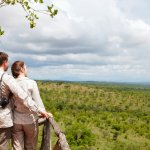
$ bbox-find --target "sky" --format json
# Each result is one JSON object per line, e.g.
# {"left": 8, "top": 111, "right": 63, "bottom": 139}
{"left": 0, "top": 0, "right": 150, "bottom": 82}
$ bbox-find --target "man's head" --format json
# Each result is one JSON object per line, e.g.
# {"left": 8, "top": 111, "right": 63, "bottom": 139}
{"left": 0, "top": 52, "right": 9, "bottom": 71}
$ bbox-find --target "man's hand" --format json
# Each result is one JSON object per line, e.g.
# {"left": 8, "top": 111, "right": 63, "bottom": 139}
{"left": 47, "top": 112, "right": 53, "bottom": 118}
{"left": 39, "top": 111, "right": 53, "bottom": 118}
{"left": 40, "top": 111, "right": 48, "bottom": 118}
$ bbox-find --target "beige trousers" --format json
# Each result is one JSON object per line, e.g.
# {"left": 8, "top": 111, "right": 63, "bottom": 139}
{"left": 12, "top": 121, "right": 38, "bottom": 150}
{"left": 0, "top": 127, "right": 12, "bottom": 150}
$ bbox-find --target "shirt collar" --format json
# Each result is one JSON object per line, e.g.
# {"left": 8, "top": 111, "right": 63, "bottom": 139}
{"left": 16, "top": 76, "right": 29, "bottom": 80}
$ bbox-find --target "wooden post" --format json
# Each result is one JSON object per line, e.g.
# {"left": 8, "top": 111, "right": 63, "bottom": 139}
{"left": 38, "top": 117, "right": 70, "bottom": 150}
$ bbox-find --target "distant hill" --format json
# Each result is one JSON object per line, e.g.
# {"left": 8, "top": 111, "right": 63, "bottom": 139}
{"left": 36, "top": 79, "right": 150, "bottom": 86}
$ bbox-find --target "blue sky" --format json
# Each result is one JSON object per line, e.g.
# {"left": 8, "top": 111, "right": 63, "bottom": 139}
{"left": 1, "top": 0, "right": 150, "bottom": 82}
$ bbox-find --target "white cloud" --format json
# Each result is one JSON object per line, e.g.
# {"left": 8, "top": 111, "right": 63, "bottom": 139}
{"left": 1, "top": 0, "right": 150, "bottom": 82}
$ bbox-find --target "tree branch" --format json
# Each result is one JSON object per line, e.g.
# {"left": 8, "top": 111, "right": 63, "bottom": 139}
{"left": 0, "top": 0, "right": 6, "bottom": 8}
{"left": 0, "top": 0, "right": 58, "bottom": 36}
{"left": 0, "top": 0, "right": 4, "bottom": 5}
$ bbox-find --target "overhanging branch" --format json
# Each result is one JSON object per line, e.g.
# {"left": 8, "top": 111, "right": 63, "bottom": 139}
{"left": 0, "top": 0, "right": 58, "bottom": 36}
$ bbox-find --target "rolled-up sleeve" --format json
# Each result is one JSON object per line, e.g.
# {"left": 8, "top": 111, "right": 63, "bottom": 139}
{"left": 3, "top": 74, "right": 42, "bottom": 113}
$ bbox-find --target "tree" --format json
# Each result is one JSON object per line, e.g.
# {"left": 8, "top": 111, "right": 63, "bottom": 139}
{"left": 0, "top": 0, "right": 58, "bottom": 36}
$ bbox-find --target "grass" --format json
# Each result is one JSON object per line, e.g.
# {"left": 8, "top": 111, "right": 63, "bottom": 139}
{"left": 11, "top": 81, "right": 149, "bottom": 150}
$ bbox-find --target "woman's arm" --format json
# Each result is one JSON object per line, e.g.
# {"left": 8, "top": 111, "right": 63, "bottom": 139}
{"left": 31, "top": 81, "right": 46, "bottom": 111}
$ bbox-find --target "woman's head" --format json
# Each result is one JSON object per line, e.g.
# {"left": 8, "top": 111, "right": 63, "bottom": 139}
{"left": 11, "top": 61, "right": 27, "bottom": 78}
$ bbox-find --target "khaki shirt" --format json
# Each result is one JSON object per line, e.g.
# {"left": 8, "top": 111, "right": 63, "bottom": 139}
{"left": 13, "top": 76, "right": 45, "bottom": 124}
{"left": 0, "top": 69, "right": 42, "bottom": 128}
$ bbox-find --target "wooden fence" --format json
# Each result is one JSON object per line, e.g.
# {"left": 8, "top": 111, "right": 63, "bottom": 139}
{"left": 38, "top": 117, "right": 70, "bottom": 150}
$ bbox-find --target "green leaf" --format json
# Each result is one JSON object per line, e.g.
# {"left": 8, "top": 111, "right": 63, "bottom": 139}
{"left": 0, "top": 27, "right": 4, "bottom": 36}
{"left": 30, "top": 21, "right": 36, "bottom": 28}
{"left": 47, "top": 4, "right": 53, "bottom": 13}
{"left": 24, "top": 1, "right": 28, "bottom": 6}
{"left": 34, "top": 14, "right": 39, "bottom": 19}
{"left": 39, "top": 0, "right": 43, "bottom": 3}
{"left": 27, "top": 6, "right": 30, "bottom": 10}
{"left": 53, "top": 9, "right": 58, "bottom": 16}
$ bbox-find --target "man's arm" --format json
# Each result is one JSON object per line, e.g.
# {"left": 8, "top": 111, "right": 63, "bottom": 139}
{"left": 32, "top": 81, "right": 53, "bottom": 118}
{"left": 31, "top": 81, "right": 45, "bottom": 111}
{"left": 4, "top": 74, "right": 42, "bottom": 114}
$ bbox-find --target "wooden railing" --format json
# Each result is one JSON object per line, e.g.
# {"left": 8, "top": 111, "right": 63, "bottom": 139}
{"left": 38, "top": 117, "right": 70, "bottom": 150}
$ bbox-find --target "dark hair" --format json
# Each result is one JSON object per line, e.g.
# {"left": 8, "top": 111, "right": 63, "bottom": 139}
{"left": 11, "top": 61, "right": 25, "bottom": 78}
{"left": 0, "top": 52, "right": 8, "bottom": 66}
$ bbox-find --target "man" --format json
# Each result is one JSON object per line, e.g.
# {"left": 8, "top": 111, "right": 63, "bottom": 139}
{"left": 0, "top": 51, "right": 49, "bottom": 150}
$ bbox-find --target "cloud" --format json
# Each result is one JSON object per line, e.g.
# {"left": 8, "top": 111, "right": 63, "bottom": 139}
{"left": 0, "top": 0, "right": 150, "bottom": 81}
{"left": 116, "top": 0, "right": 150, "bottom": 22}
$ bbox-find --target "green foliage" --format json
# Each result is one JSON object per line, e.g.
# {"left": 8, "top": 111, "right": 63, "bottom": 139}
{"left": 65, "top": 123, "right": 96, "bottom": 149}
{"left": 47, "top": 4, "right": 58, "bottom": 18}
{"left": 0, "top": 0, "right": 58, "bottom": 36}
{"left": 0, "top": 26, "right": 4, "bottom": 36}
{"left": 37, "top": 81, "right": 150, "bottom": 149}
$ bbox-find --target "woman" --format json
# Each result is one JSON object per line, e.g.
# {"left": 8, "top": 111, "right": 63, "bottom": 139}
{"left": 11, "top": 61, "right": 52, "bottom": 150}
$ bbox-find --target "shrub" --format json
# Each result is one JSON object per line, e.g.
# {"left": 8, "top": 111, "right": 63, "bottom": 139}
{"left": 65, "top": 123, "right": 96, "bottom": 148}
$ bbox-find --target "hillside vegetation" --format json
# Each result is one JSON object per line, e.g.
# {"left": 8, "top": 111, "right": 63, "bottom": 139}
{"left": 37, "top": 81, "right": 150, "bottom": 150}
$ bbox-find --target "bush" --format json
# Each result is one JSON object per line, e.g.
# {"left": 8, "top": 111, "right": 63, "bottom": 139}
{"left": 65, "top": 123, "right": 96, "bottom": 149}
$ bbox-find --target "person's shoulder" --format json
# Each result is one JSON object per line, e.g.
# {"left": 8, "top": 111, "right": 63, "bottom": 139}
{"left": 1, "top": 73, "right": 16, "bottom": 85}
{"left": 26, "top": 77, "right": 37, "bottom": 85}
{"left": 3, "top": 72, "right": 13, "bottom": 80}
